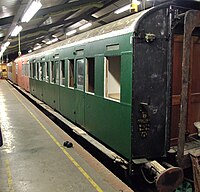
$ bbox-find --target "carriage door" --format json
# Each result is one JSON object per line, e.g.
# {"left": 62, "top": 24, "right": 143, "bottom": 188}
{"left": 75, "top": 58, "right": 85, "bottom": 126}
{"left": 131, "top": 8, "right": 170, "bottom": 159}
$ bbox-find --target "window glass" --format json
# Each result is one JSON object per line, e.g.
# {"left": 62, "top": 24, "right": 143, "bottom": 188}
{"left": 33, "top": 62, "right": 36, "bottom": 78}
{"left": 39, "top": 62, "right": 43, "bottom": 80}
{"left": 30, "top": 62, "right": 32, "bottom": 78}
{"left": 50, "top": 61, "right": 55, "bottom": 83}
{"left": 105, "top": 56, "right": 121, "bottom": 101}
{"left": 27, "top": 61, "right": 30, "bottom": 77}
{"left": 68, "top": 59, "right": 74, "bottom": 88}
{"left": 86, "top": 58, "right": 95, "bottom": 93}
{"left": 76, "top": 59, "right": 84, "bottom": 91}
{"left": 46, "top": 62, "right": 49, "bottom": 82}
{"left": 16, "top": 63, "right": 18, "bottom": 75}
{"left": 55, "top": 61, "right": 59, "bottom": 85}
{"left": 36, "top": 62, "right": 39, "bottom": 79}
{"left": 43, "top": 62, "right": 46, "bottom": 81}
{"left": 60, "top": 60, "right": 65, "bottom": 86}
{"left": 22, "top": 62, "right": 25, "bottom": 76}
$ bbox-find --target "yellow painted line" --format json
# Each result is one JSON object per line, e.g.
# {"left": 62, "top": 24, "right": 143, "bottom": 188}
{"left": 10, "top": 88, "right": 103, "bottom": 192}
{"left": 5, "top": 159, "right": 14, "bottom": 192}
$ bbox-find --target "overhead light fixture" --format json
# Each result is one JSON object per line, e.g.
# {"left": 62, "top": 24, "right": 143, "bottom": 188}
{"left": 133, "top": 0, "right": 141, "bottom": 4}
{"left": 11, "top": 25, "right": 22, "bottom": 36}
{"left": 91, "top": 13, "right": 99, "bottom": 19}
{"left": 50, "top": 38, "right": 58, "bottom": 43}
{"left": 33, "top": 44, "right": 42, "bottom": 50}
{"left": 114, "top": 4, "right": 131, "bottom": 14}
{"left": 68, "top": 19, "right": 88, "bottom": 29}
{"left": 0, "top": 32, "right": 4, "bottom": 38}
{"left": 79, "top": 23, "right": 92, "bottom": 30}
{"left": 4, "top": 41, "right": 10, "bottom": 47}
{"left": 52, "top": 32, "right": 63, "bottom": 38}
{"left": 0, "top": 41, "right": 10, "bottom": 58}
{"left": 66, "top": 30, "right": 76, "bottom": 36}
{"left": 21, "top": 0, "right": 42, "bottom": 23}
{"left": 46, "top": 38, "right": 58, "bottom": 45}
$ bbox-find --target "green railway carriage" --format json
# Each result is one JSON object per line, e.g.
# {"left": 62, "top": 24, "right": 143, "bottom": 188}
{"left": 29, "top": 12, "right": 140, "bottom": 160}
{"left": 21, "top": 1, "right": 200, "bottom": 190}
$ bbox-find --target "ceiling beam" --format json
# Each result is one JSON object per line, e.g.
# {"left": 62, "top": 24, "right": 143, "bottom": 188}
{"left": 2, "top": 0, "right": 32, "bottom": 43}
{"left": 0, "top": 16, "right": 14, "bottom": 26}
{"left": 36, "top": 0, "right": 104, "bottom": 18}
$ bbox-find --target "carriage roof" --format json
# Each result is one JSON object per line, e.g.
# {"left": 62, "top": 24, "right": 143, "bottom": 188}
{"left": 26, "top": 8, "right": 150, "bottom": 58}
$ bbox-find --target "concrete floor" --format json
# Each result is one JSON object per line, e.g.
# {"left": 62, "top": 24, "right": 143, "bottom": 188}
{"left": 0, "top": 80, "right": 133, "bottom": 192}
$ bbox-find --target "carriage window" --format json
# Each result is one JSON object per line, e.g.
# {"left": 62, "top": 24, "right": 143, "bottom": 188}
{"left": 22, "top": 62, "right": 29, "bottom": 77}
{"left": 33, "top": 63, "right": 36, "bottom": 79}
{"left": 30, "top": 62, "right": 33, "bottom": 78}
{"left": 60, "top": 60, "right": 65, "bottom": 86}
{"left": 27, "top": 61, "right": 30, "bottom": 77}
{"left": 86, "top": 58, "right": 95, "bottom": 93}
{"left": 104, "top": 56, "right": 121, "bottom": 101}
{"left": 76, "top": 59, "right": 84, "bottom": 91}
{"left": 46, "top": 62, "right": 49, "bottom": 82}
{"left": 55, "top": 61, "right": 59, "bottom": 85}
{"left": 68, "top": 59, "right": 74, "bottom": 88}
{"left": 39, "top": 62, "right": 43, "bottom": 81}
{"left": 16, "top": 63, "right": 18, "bottom": 75}
{"left": 43, "top": 62, "right": 46, "bottom": 81}
{"left": 50, "top": 61, "right": 55, "bottom": 83}
{"left": 22, "top": 62, "right": 25, "bottom": 76}
{"left": 36, "top": 62, "right": 40, "bottom": 79}
{"left": 41, "top": 62, "right": 45, "bottom": 80}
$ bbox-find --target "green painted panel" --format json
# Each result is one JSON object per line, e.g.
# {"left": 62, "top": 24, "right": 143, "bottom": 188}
{"left": 42, "top": 82, "right": 51, "bottom": 105}
{"left": 75, "top": 90, "right": 85, "bottom": 126}
{"left": 84, "top": 94, "right": 131, "bottom": 159}
{"left": 59, "top": 87, "right": 76, "bottom": 122}
{"left": 30, "top": 78, "right": 36, "bottom": 96}
{"left": 95, "top": 55, "right": 104, "bottom": 97}
{"left": 83, "top": 33, "right": 132, "bottom": 57}
{"left": 54, "top": 85, "right": 60, "bottom": 111}
{"left": 42, "top": 83, "right": 59, "bottom": 110}
{"left": 121, "top": 52, "right": 132, "bottom": 104}
{"left": 35, "top": 80, "right": 44, "bottom": 101}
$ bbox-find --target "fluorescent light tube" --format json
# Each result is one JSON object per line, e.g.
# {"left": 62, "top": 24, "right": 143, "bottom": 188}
{"left": 21, "top": 0, "right": 42, "bottom": 23}
{"left": 46, "top": 38, "right": 58, "bottom": 45}
{"left": 4, "top": 41, "right": 10, "bottom": 47}
{"left": 1, "top": 45, "right": 6, "bottom": 53}
{"left": 79, "top": 23, "right": 92, "bottom": 30}
{"left": 11, "top": 25, "right": 23, "bottom": 36}
{"left": 114, "top": 4, "right": 131, "bottom": 14}
{"left": 33, "top": 45, "right": 41, "bottom": 50}
{"left": 50, "top": 38, "right": 58, "bottom": 43}
{"left": 66, "top": 30, "right": 76, "bottom": 36}
{"left": 132, "top": 0, "right": 141, "bottom": 5}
